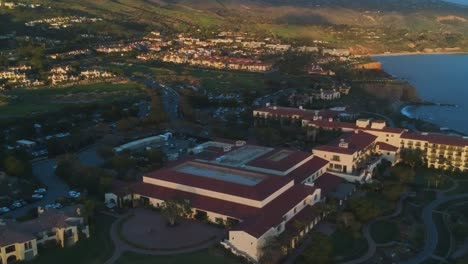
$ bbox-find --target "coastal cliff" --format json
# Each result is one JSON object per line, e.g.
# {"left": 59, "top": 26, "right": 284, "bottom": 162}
{"left": 360, "top": 81, "right": 421, "bottom": 104}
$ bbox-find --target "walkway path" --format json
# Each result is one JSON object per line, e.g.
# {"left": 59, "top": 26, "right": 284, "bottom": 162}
{"left": 400, "top": 179, "right": 468, "bottom": 264}
{"left": 339, "top": 192, "right": 410, "bottom": 264}
{"left": 340, "top": 178, "right": 468, "bottom": 264}
{"left": 104, "top": 210, "right": 223, "bottom": 264}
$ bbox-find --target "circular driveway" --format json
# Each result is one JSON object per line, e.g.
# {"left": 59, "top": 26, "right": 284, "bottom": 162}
{"left": 120, "top": 208, "right": 223, "bottom": 250}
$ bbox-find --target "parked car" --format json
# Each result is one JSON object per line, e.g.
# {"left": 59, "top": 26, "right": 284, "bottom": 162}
{"left": 68, "top": 191, "right": 81, "bottom": 198}
{"left": 11, "top": 201, "right": 23, "bottom": 208}
{"left": 0, "top": 207, "right": 10, "bottom": 214}
{"left": 31, "top": 194, "right": 44, "bottom": 200}
{"left": 44, "top": 203, "right": 62, "bottom": 209}
{"left": 34, "top": 188, "right": 47, "bottom": 194}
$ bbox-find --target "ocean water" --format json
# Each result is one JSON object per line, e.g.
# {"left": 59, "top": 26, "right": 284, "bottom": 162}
{"left": 442, "top": 0, "right": 468, "bottom": 6}
{"left": 373, "top": 54, "right": 468, "bottom": 134}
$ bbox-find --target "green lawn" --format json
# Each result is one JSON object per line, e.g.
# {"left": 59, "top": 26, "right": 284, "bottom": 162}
{"left": 0, "top": 82, "right": 144, "bottom": 117}
{"left": 433, "top": 212, "right": 451, "bottom": 258}
{"left": 115, "top": 247, "right": 246, "bottom": 264}
{"left": 370, "top": 220, "right": 399, "bottom": 244}
{"left": 30, "top": 213, "right": 116, "bottom": 264}
{"left": 414, "top": 168, "right": 453, "bottom": 190}
{"left": 331, "top": 230, "right": 369, "bottom": 262}
{"left": 447, "top": 181, "right": 468, "bottom": 196}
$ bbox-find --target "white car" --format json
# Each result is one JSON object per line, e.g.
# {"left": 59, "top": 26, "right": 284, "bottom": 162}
{"left": 68, "top": 191, "right": 81, "bottom": 198}
{"left": 11, "top": 201, "right": 23, "bottom": 208}
{"left": 45, "top": 203, "right": 62, "bottom": 209}
{"left": 0, "top": 207, "right": 10, "bottom": 214}
{"left": 31, "top": 194, "right": 44, "bottom": 200}
{"left": 34, "top": 188, "right": 47, "bottom": 194}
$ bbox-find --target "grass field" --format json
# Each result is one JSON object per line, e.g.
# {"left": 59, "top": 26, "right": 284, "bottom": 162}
{"left": 30, "top": 213, "right": 116, "bottom": 264}
{"left": 331, "top": 229, "right": 369, "bottom": 262}
{"left": 370, "top": 220, "right": 399, "bottom": 244}
{"left": 115, "top": 247, "right": 245, "bottom": 264}
{"left": 0, "top": 82, "right": 144, "bottom": 117}
{"left": 447, "top": 180, "right": 468, "bottom": 195}
{"left": 111, "top": 61, "right": 318, "bottom": 95}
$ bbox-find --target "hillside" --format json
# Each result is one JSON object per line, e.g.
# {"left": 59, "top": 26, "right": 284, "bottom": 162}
{"left": 3, "top": 0, "right": 468, "bottom": 53}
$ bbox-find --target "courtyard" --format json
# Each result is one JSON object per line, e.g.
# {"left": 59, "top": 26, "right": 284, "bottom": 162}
{"left": 118, "top": 208, "right": 224, "bottom": 250}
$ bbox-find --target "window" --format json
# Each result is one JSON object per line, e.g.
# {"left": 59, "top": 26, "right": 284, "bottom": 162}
{"left": 5, "top": 245, "right": 15, "bottom": 253}
{"left": 24, "top": 241, "right": 33, "bottom": 250}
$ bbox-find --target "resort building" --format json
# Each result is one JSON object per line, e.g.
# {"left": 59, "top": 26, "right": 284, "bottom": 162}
{"left": 105, "top": 140, "right": 356, "bottom": 261}
{"left": 400, "top": 132, "right": 468, "bottom": 171}
{"left": 254, "top": 105, "right": 468, "bottom": 172}
{"left": 0, "top": 205, "right": 90, "bottom": 263}
{"left": 313, "top": 130, "right": 381, "bottom": 182}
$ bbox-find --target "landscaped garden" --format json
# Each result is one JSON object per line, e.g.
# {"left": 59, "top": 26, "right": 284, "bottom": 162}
{"left": 370, "top": 220, "right": 399, "bottom": 244}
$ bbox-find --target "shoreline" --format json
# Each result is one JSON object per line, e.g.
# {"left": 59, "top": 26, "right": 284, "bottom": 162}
{"left": 399, "top": 104, "right": 467, "bottom": 136}
{"left": 370, "top": 51, "right": 468, "bottom": 57}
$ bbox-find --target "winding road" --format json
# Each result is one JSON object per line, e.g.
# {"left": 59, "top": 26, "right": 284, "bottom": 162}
{"left": 341, "top": 179, "right": 468, "bottom": 264}
{"left": 339, "top": 193, "right": 410, "bottom": 264}
{"left": 401, "top": 190, "right": 468, "bottom": 264}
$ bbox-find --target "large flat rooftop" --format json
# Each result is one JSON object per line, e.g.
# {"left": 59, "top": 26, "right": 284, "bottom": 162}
{"left": 173, "top": 162, "right": 267, "bottom": 186}
{"left": 211, "top": 145, "right": 273, "bottom": 167}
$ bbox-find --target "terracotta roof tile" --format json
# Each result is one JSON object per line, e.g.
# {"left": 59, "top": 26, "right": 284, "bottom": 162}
{"left": 287, "top": 157, "right": 329, "bottom": 183}
{"left": 401, "top": 132, "right": 468, "bottom": 147}
{"left": 313, "top": 173, "right": 344, "bottom": 197}
{"left": 144, "top": 161, "right": 293, "bottom": 201}
{"left": 246, "top": 149, "right": 312, "bottom": 172}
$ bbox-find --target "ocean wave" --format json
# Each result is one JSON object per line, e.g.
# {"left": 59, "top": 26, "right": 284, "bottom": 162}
{"left": 401, "top": 105, "right": 415, "bottom": 119}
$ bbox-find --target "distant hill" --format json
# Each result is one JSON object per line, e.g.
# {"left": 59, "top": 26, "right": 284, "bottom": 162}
{"left": 5, "top": 0, "right": 468, "bottom": 53}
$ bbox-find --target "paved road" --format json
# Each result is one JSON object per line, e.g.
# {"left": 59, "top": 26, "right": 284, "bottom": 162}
{"left": 338, "top": 193, "right": 410, "bottom": 264}
{"left": 132, "top": 76, "right": 180, "bottom": 121}
{"left": 6, "top": 159, "right": 69, "bottom": 218}
{"left": 78, "top": 145, "right": 104, "bottom": 167}
{"left": 401, "top": 193, "right": 468, "bottom": 264}
{"left": 4, "top": 145, "right": 102, "bottom": 218}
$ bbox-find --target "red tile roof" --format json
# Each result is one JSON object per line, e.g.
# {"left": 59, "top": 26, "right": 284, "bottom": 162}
{"left": 313, "top": 173, "right": 344, "bottom": 196}
{"left": 254, "top": 106, "right": 342, "bottom": 120}
{"left": 284, "top": 206, "right": 320, "bottom": 235}
{"left": 246, "top": 149, "right": 312, "bottom": 172}
{"left": 131, "top": 181, "right": 318, "bottom": 239}
{"left": 401, "top": 132, "right": 468, "bottom": 147}
{"left": 314, "top": 131, "right": 377, "bottom": 155}
{"left": 131, "top": 182, "right": 258, "bottom": 220}
{"left": 0, "top": 227, "right": 35, "bottom": 247}
{"left": 232, "top": 185, "right": 319, "bottom": 238}
{"left": 144, "top": 161, "right": 293, "bottom": 201}
{"left": 287, "top": 156, "right": 329, "bottom": 183}
{"left": 305, "top": 119, "right": 405, "bottom": 134}
{"left": 376, "top": 142, "right": 399, "bottom": 152}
